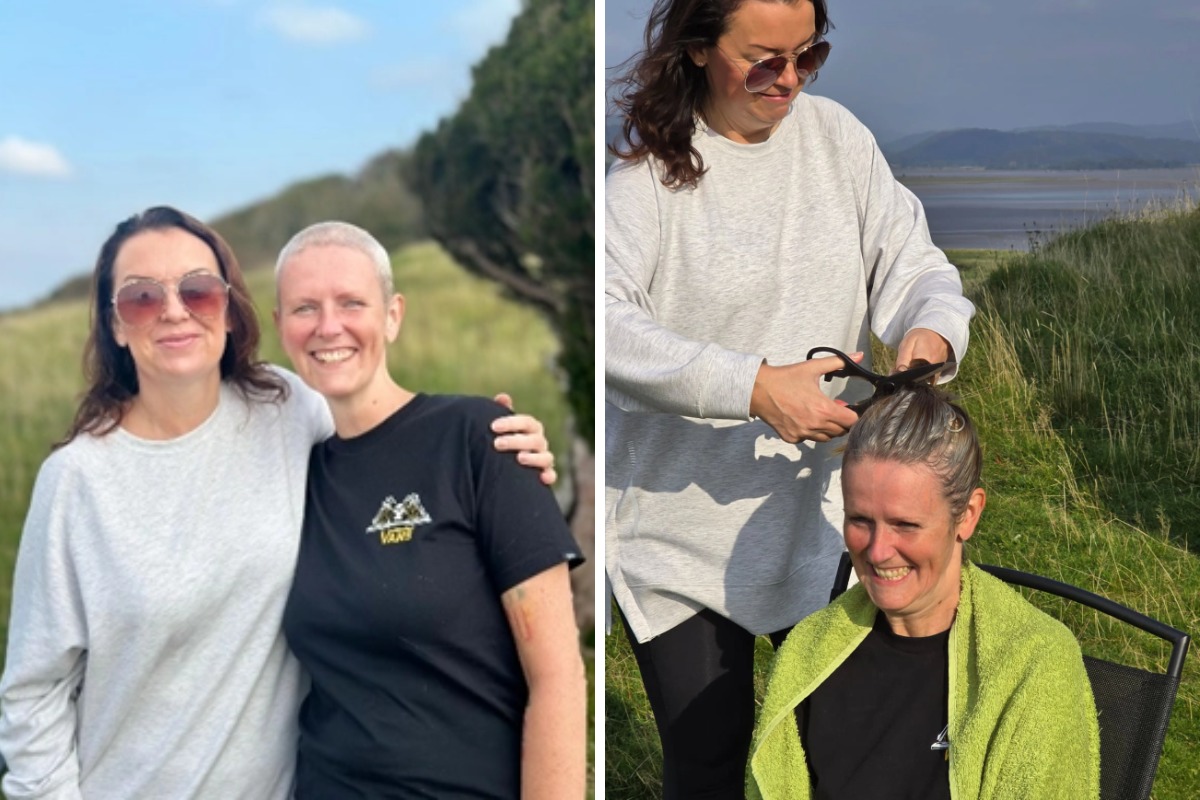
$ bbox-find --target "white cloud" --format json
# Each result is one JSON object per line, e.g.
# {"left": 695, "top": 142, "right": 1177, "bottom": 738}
{"left": 0, "top": 136, "right": 72, "bottom": 178}
{"left": 447, "top": 0, "right": 520, "bottom": 54}
{"left": 261, "top": 4, "right": 369, "bottom": 44}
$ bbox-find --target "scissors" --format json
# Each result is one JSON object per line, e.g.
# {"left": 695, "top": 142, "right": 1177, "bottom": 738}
{"left": 805, "top": 346, "right": 955, "bottom": 414}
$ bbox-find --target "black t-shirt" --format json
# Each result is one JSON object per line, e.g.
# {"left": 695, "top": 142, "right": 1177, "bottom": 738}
{"left": 796, "top": 611, "right": 951, "bottom": 800}
{"left": 282, "top": 394, "right": 581, "bottom": 799}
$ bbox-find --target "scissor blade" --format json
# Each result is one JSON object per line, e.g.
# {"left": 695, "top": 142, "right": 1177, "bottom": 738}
{"left": 892, "top": 360, "right": 955, "bottom": 385}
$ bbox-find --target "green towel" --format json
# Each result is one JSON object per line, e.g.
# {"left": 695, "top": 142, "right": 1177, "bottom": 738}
{"left": 749, "top": 562, "right": 1100, "bottom": 799}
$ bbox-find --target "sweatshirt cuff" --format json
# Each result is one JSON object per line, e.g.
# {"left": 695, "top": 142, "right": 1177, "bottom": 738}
{"left": 911, "top": 304, "right": 972, "bottom": 383}
{"left": 699, "top": 350, "right": 765, "bottom": 420}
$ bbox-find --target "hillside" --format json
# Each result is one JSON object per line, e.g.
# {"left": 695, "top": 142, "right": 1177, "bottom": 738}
{"left": 37, "top": 149, "right": 425, "bottom": 306}
{"left": 1016, "top": 121, "right": 1200, "bottom": 140}
{"left": 213, "top": 148, "right": 425, "bottom": 272}
{"left": 887, "top": 128, "right": 1200, "bottom": 170}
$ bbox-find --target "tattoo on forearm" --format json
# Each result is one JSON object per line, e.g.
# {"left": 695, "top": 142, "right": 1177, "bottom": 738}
{"left": 505, "top": 588, "right": 535, "bottom": 642}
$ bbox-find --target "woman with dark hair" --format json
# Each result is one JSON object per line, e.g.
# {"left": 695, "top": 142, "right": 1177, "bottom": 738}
{"left": 60, "top": 206, "right": 289, "bottom": 441}
{"left": 749, "top": 387, "right": 1099, "bottom": 799}
{"left": 0, "top": 207, "right": 554, "bottom": 798}
{"left": 605, "top": 0, "right": 975, "bottom": 795}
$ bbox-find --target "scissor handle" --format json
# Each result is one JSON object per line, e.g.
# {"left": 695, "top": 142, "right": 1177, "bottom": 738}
{"left": 805, "top": 346, "right": 953, "bottom": 387}
{"left": 804, "top": 346, "right": 876, "bottom": 382}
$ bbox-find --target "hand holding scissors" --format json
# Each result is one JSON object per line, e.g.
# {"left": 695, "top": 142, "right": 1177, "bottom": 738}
{"left": 805, "top": 346, "right": 955, "bottom": 415}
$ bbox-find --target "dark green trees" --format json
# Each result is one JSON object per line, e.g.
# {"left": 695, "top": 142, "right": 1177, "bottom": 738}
{"left": 411, "top": 0, "right": 594, "bottom": 448}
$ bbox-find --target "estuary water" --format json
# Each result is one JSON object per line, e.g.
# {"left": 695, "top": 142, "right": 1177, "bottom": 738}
{"left": 895, "top": 167, "right": 1200, "bottom": 251}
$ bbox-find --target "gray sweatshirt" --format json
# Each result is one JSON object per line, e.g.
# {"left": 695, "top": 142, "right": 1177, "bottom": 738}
{"left": 605, "top": 94, "right": 975, "bottom": 642}
{"left": 0, "top": 369, "right": 332, "bottom": 798}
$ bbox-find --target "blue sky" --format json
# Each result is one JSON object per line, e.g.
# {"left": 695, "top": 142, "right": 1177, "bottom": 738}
{"left": 606, "top": 0, "right": 1200, "bottom": 144}
{"left": 0, "top": 0, "right": 522, "bottom": 310}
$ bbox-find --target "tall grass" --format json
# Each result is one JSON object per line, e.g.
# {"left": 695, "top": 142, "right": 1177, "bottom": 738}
{"left": 979, "top": 206, "right": 1200, "bottom": 548}
{"left": 0, "top": 303, "right": 91, "bottom": 627}
{"left": 604, "top": 213, "right": 1200, "bottom": 798}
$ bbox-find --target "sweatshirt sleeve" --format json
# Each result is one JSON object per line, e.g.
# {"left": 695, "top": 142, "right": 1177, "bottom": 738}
{"left": 604, "top": 158, "right": 765, "bottom": 420}
{"left": 273, "top": 364, "right": 335, "bottom": 443}
{"left": 839, "top": 109, "right": 975, "bottom": 378}
{"left": 0, "top": 456, "right": 88, "bottom": 800}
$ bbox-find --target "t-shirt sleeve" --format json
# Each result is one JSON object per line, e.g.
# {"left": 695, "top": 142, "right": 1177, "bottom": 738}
{"left": 463, "top": 401, "right": 582, "bottom": 595}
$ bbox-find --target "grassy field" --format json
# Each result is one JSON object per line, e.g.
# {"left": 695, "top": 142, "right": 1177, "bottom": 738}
{"left": 605, "top": 210, "right": 1200, "bottom": 798}
{"left": 0, "top": 240, "right": 594, "bottom": 794}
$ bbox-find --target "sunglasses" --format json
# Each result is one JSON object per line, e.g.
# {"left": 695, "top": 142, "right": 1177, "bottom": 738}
{"left": 112, "top": 271, "right": 230, "bottom": 328}
{"left": 718, "top": 38, "right": 831, "bottom": 94}
{"left": 806, "top": 346, "right": 954, "bottom": 414}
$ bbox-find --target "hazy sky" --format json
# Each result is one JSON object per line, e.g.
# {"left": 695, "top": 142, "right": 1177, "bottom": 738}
{"left": 0, "top": 0, "right": 521, "bottom": 310}
{"left": 605, "top": 0, "right": 1200, "bottom": 144}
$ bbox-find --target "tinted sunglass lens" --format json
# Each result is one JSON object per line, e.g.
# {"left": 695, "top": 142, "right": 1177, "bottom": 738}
{"left": 744, "top": 41, "right": 831, "bottom": 93}
{"left": 179, "top": 274, "right": 229, "bottom": 319}
{"left": 115, "top": 282, "right": 166, "bottom": 327}
{"left": 746, "top": 56, "right": 788, "bottom": 93}
{"left": 797, "top": 41, "right": 831, "bottom": 75}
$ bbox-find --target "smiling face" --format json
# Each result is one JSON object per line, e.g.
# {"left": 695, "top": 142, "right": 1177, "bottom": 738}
{"left": 842, "top": 457, "right": 986, "bottom": 637}
{"left": 274, "top": 243, "right": 402, "bottom": 409}
{"left": 111, "top": 227, "right": 231, "bottom": 394}
{"left": 694, "top": 0, "right": 817, "bottom": 143}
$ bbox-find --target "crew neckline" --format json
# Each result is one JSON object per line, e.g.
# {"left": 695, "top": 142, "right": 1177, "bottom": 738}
{"left": 696, "top": 99, "right": 798, "bottom": 155}
{"left": 871, "top": 609, "right": 953, "bottom": 654}
{"left": 113, "top": 383, "right": 229, "bottom": 451}
{"left": 325, "top": 393, "right": 429, "bottom": 455}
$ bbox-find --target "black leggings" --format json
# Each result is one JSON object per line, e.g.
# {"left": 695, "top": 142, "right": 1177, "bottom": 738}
{"left": 621, "top": 607, "right": 792, "bottom": 800}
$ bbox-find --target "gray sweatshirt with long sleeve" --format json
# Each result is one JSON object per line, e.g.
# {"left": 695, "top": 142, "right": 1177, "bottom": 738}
{"left": 0, "top": 369, "right": 332, "bottom": 798}
{"left": 605, "top": 94, "right": 975, "bottom": 643}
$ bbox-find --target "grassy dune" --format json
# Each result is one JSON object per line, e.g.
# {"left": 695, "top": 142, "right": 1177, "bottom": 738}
{"left": 605, "top": 211, "right": 1200, "bottom": 798}
{"left": 977, "top": 209, "right": 1200, "bottom": 550}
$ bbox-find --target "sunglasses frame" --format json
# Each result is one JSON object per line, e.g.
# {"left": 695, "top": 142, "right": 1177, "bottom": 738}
{"left": 112, "top": 270, "right": 231, "bottom": 329}
{"left": 806, "top": 346, "right": 955, "bottom": 415}
{"left": 716, "top": 37, "right": 831, "bottom": 94}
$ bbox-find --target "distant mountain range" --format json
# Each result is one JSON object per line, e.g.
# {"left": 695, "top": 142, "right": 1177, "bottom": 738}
{"left": 605, "top": 117, "right": 1200, "bottom": 171}
{"left": 883, "top": 123, "right": 1200, "bottom": 170}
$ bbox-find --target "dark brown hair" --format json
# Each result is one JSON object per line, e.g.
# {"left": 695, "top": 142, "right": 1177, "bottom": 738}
{"left": 609, "top": 0, "right": 831, "bottom": 189}
{"left": 58, "top": 206, "right": 287, "bottom": 447}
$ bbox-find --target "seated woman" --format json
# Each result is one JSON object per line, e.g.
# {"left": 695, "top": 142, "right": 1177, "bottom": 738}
{"left": 748, "top": 386, "right": 1099, "bottom": 800}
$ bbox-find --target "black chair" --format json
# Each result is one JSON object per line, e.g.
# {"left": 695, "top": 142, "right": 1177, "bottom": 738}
{"left": 829, "top": 552, "right": 1190, "bottom": 800}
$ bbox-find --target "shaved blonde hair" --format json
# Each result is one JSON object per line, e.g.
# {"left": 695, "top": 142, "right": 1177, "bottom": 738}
{"left": 275, "top": 221, "right": 393, "bottom": 300}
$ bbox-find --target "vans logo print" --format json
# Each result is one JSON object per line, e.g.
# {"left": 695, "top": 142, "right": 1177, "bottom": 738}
{"left": 366, "top": 493, "right": 432, "bottom": 545}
